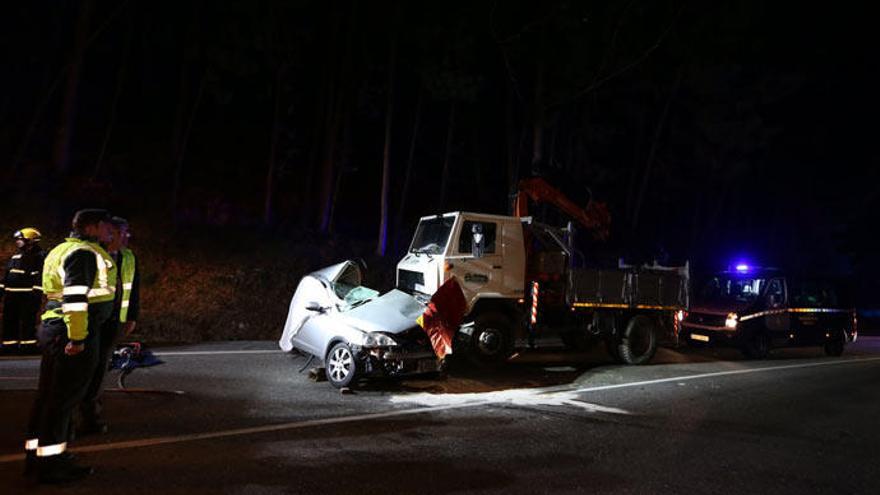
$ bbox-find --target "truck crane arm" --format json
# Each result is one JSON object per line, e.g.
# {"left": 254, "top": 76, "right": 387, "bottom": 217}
{"left": 513, "top": 177, "right": 611, "bottom": 240}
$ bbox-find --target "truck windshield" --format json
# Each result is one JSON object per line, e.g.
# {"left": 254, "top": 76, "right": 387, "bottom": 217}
{"left": 410, "top": 216, "right": 455, "bottom": 254}
{"left": 699, "top": 276, "right": 765, "bottom": 304}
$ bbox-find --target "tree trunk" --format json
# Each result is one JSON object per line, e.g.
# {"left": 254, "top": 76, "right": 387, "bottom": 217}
{"left": 439, "top": 103, "right": 456, "bottom": 211}
{"left": 505, "top": 82, "right": 519, "bottom": 200}
{"left": 531, "top": 56, "right": 545, "bottom": 168}
{"left": 170, "top": 71, "right": 207, "bottom": 223}
{"left": 394, "top": 85, "right": 423, "bottom": 253}
{"left": 631, "top": 67, "right": 682, "bottom": 231}
{"left": 376, "top": 31, "right": 397, "bottom": 257}
{"left": 53, "top": 0, "right": 94, "bottom": 177}
{"left": 328, "top": 109, "right": 352, "bottom": 234}
{"left": 318, "top": 1, "right": 358, "bottom": 234}
{"left": 93, "top": 10, "right": 133, "bottom": 180}
{"left": 264, "top": 64, "right": 286, "bottom": 226}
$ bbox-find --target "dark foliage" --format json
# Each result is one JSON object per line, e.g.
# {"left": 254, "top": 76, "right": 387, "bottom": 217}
{"left": 1, "top": 1, "right": 877, "bottom": 340}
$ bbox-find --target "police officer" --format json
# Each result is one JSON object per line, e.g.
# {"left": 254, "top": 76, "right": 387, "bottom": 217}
{"left": 1, "top": 228, "right": 45, "bottom": 353}
{"left": 80, "top": 216, "right": 140, "bottom": 434}
{"left": 24, "top": 209, "right": 117, "bottom": 484}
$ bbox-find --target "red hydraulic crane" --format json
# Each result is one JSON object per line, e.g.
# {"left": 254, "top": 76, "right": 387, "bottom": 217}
{"left": 512, "top": 177, "right": 611, "bottom": 240}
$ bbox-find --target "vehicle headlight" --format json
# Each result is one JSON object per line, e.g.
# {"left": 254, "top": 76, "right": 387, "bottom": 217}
{"left": 725, "top": 313, "right": 738, "bottom": 329}
{"left": 363, "top": 333, "right": 398, "bottom": 347}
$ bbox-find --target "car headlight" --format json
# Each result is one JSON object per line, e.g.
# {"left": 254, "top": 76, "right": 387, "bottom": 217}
{"left": 363, "top": 333, "right": 398, "bottom": 347}
{"left": 725, "top": 313, "right": 738, "bottom": 329}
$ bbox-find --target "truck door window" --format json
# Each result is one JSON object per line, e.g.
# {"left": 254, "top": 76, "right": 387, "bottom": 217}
{"left": 791, "top": 279, "right": 820, "bottom": 307}
{"left": 765, "top": 279, "right": 785, "bottom": 307}
{"left": 458, "top": 221, "right": 497, "bottom": 254}
{"left": 786, "top": 279, "right": 840, "bottom": 308}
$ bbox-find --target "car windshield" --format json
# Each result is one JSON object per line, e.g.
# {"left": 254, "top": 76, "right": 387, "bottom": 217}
{"left": 409, "top": 216, "right": 455, "bottom": 255}
{"left": 699, "top": 276, "right": 765, "bottom": 304}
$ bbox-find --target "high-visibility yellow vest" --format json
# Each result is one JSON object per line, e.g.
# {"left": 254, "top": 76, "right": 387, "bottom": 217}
{"left": 119, "top": 248, "right": 136, "bottom": 322}
{"left": 41, "top": 238, "right": 117, "bottom": 341}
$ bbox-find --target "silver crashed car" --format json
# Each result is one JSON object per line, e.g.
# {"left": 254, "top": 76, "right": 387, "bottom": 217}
{"left": 279, "top": 260, "right": 441, "bottom": 388}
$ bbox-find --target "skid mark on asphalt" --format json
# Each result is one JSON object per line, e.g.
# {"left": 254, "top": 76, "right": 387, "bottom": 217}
{"left": 1, "top": 355, "right": 879, "bottom": 464}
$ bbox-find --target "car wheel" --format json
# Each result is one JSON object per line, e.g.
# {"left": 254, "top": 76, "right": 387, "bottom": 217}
{"left": 741, "top": 332, "right": 770, "bottom": 359}
{"left": 467, "top": 312, "right": 514, "bottom": 366}
{"left": 616, "top": 315, "right": 658, "bottom": 365}
{"left": 824, "top": 331, "right": 845, "bottom": 357}
{"left": 325, "top": 342, "right": 359, "bottom": 388}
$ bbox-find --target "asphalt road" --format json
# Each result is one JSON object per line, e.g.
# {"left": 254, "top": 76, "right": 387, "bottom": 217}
{"left": 1, "top": 338, "right": 879, "bottom": 494}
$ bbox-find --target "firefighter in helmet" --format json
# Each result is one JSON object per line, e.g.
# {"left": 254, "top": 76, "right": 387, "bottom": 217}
{"left": 1, "top": 228, "right": 45, "bottom": 353}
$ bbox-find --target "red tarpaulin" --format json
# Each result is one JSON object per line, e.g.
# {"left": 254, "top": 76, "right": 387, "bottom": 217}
{"left": 417, "top": 278, "right": 467, "bottom": 359}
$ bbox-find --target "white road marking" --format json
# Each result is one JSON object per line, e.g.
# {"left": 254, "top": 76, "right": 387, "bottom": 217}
{"left": 153, "top": 350, "right": 282, "bottom": 356}
{"left": 566, "top": 356, "right": 880, "bottom": 395}
{"left": 0, "top": 403, "right": 476, "bottom": 463}
{"left": 0, "top": 349, "right": 282, "bottom": 361}
{"left": 1, "top": 355, "right": 878, "bottom": 464}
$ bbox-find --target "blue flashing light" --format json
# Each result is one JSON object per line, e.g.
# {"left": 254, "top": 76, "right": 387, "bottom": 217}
{"left": 735, "top": 263, "right": 750, "bottom": 273}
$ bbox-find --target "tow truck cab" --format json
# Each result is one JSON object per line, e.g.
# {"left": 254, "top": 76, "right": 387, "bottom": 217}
{"left": 681, "top": 267, "right": 857, "bottom": 358}
{"left": 395, "top": 212, "right": 526, "bottom": 310}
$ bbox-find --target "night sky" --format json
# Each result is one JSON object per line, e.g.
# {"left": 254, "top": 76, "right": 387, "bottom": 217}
{"left": 1, "top": 1, "right": 877, "bottom": 302}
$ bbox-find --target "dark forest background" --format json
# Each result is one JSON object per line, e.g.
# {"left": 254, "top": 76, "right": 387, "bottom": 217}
{"left": 1, "top": 1, "right": 878, "bottom": 340}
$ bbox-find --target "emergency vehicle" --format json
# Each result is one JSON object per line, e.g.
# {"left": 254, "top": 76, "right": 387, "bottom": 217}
{"left": 680, "top": 265, "right": 857, "bottom": 358}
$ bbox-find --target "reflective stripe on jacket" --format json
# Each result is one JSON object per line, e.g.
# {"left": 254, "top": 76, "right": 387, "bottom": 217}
{"left": 41, "top": 238, "right": 117, "bottom": 341}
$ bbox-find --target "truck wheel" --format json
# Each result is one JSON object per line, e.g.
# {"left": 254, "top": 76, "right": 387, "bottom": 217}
{"left": 741, "top": 332, "right": 770, "bottom": 359}
{"left": 467, "top": 312, "right": 514, "bottom": 366}
{"left": 616, "top": 316, "right": 658, "bottom": 365}
{"left": 325, "top": 342, "right": 359, "bottom": 388}
{"left": 824, "top": 331, "right": 845, "bottom": 357}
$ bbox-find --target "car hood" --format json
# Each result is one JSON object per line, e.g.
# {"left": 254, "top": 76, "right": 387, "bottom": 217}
{"left": 336, "top": 289, "right": 425, "bottom": 335}
{"left": 689, "top": 301, "right": 754, "bottom": 315}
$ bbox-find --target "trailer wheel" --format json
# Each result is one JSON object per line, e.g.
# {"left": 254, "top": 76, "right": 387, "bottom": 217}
{"left": 467, "top": 312, "right": 514, "bottom": 366}
{"left": 616, "top": 315, "right": 658, "bottom": 365}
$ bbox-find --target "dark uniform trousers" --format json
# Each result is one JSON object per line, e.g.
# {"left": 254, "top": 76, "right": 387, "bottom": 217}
{"left": 80, "top": 315, "right": 121, "bottom": 422}
{"left": 2, "top": 292, "right": 41, "bottom": 344}
{"left": 27, "top": 303, "right": 112, "bottom": 449}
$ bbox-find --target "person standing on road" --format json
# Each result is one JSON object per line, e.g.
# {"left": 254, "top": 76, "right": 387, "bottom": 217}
{"left": 1, "top": 228, "right": 45, "bottom": 353}
{"left": 80, "top": 216, "right": 140, "bottom": 434}
{"left": 24, "top": 209, "right": 117, "bottom": 484}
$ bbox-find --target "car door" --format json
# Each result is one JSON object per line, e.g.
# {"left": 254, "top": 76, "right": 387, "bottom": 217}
{"left": 789, "top": 278, "right": 823, "bottom": 342}
{"left": 290, "top": 261, "right": 363, "bottom": 356}
{"left": 763, "top": 277, "right": 790, "bottom": 341}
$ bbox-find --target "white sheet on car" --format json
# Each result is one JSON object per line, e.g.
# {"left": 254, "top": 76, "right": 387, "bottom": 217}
{"left": 278, "top": 276, "right": 329, "bottom": 352}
